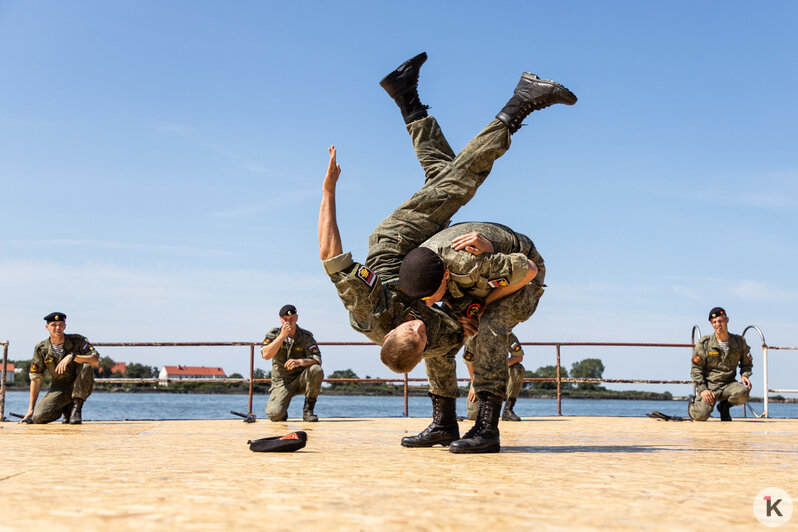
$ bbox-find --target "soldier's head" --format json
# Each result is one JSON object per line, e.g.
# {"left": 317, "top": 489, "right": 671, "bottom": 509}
{"left": 381, "top": 319, "right": 427, "bottom": 373}
{"left": 400, "top": 247, "right": 450, "bottom": 306}
{"left": 43, "top": 312, "right": 67, "bottom": 340}
{"left": 708, "top": 306, "right": 729, "bottom": 334}
{"left": 279, "top": 304, "right": 298, "bottom": 330}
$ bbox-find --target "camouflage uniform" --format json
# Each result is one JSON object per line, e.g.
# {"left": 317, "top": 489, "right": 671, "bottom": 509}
{"left": 689, "top": 333, "right": 753, "bottom": 421}
{"left": 262, "top": 326, "right": 324, "bottom": 421}
{"left": 28, "top": 334, "right": 97, "bottom": 424}
{"left": 324, "top": 116, "right": 512, "bottom": 398}
{"left": 466, "top": 333, "right": 526, "bottom": 419}
{"left": 422, "top": 222, "right": 544, "bottom": 399}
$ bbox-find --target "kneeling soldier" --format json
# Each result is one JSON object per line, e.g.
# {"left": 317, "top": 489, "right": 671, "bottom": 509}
{"left": 688, "top": 307, "right": 753, "bottom": 421}
{"left": 20, "top": 312, "right": 99, "bottom": 424}
{"left": 260, "top": 305, "right": 324, "bottom": 422}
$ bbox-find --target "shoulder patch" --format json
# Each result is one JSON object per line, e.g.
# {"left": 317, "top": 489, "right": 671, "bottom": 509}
{"left": 746, "top": 353, "right": 752, "bottom": 360}
{"left": 465, "top": 302, "right": 482, "bottom": 318}
{"left": 463, "top": 351, "right": 475, "bottom": 362}
{"left": 356, "top": 266, "right": 376, "bottom": 287}
{"left": 309, "top": 344, "right": 320, "bottom": 355}
{"left": 510, "top": 341, "right": 521, "bottom": 352}
{"left": 487, "top": 278, "right": 509, "bottom": 288}
{"left": 30, "top": 363, "right": 40, "bottom": 373}
{"left": 692, "top": 354, "right": 702, "bottom": 365}
{"left": 262, "top": 338, "right": 272, "bottom": 345}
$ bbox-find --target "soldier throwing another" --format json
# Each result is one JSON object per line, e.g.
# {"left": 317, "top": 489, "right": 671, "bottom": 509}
{"left": 688, "top": 307, "right": 753, "bottom": 421}
{"left": 20, "top": 312, "right": 99, "bottom": 424}
{"left": 260, "top": 304, "right": 324, "bottom": 422}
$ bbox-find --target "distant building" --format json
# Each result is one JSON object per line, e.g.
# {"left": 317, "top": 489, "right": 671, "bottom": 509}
{"left": 99, "top": 362, "right": 127, "bottom": 376}
{"left": 2, "top": 363, "right": 14, "bottom": 384}
{"left": 158, "top": 365, "right": 226, "bottom": 385}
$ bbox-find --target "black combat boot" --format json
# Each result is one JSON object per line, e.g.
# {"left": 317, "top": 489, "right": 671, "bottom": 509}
{"left": 401, "top": 393, "right": 459, "bottom": 447}
{"left": 303, "top": 397, "right": 319, "bottom": 422}
{"left": 501, "top": 397, "right": 522, "bottom": 422}
{"left": 379, "top": 52, "right": 430, "bottom": 124}
{"left": 496, "top": 72, "right": 578, "bottom": 133}
{"left": 449, "top": 392, "right": 502, "bottom": 454}
{"left": 69, "top": 398, "right": 84, "bottom": 425}
{"left": 717, "top": 400, "right": 732, "bottom": 421}
{"left": 61, "top": 402, "right": 74, "bottom": 424}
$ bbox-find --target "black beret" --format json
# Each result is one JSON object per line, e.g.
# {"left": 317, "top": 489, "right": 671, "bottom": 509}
{"left": 708, "top": 307, "right": 727, "bottom": 321}
{"left": 43, "top": 312, "right": 66, "bottom": 323}
{"left": 248, "top": 431, "right": 307, "bottom": 452}
{"left": 279, "top": 304, "right": 297, "bottom": 317}
{"left": 400, "top": 247, "right": 446, "bottom": 299}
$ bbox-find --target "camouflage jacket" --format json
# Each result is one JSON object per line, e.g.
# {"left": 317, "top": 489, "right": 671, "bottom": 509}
{"left": 420, "top": 222, "right": 545, "bottom": 300}
{"left": 691, "top": 333, "right": 753, "bottom": 393}
{"left": 324, "top": 252, "right": 464, "bottom": 359}
{"left": 30, "top": 334, "right": 98, "bottom": 386}
{"left": 262, "top": 326, "right": 321, "bottom": 380}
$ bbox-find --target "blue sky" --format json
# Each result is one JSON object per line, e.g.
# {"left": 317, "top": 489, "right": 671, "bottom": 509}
{"left": 1, "top": 2, "right": 796, "bottom": 394}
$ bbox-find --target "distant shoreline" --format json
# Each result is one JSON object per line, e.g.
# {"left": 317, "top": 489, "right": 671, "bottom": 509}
{"left": 3, "top": 385, "right": 795, "bottom": 402}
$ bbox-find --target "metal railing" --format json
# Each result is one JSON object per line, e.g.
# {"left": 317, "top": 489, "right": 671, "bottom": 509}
{"left": 1, "top": 330, "right": 795, "bottom": 419}
{"left": 1, "top": 341, "right": 8, "bottom": 421}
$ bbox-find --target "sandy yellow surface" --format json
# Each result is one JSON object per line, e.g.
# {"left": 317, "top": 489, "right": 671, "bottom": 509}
{"left": 1, "top": 416, "right": 796, "bottom": 531}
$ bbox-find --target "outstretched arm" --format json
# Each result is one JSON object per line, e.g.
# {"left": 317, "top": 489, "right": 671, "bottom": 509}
{"left": 318, "top": 145, "right": 343, "bottom": 260}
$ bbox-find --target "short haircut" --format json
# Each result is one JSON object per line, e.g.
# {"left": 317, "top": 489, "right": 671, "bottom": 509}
{"left": 380, "top": 333, "right": 423, "bottom": 373}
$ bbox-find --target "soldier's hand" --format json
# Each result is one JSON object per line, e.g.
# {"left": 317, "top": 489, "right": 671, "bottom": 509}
{"left": 55, "top": 355, "right": 73, "bottom": 374}
{"left": 460, "top": 316, "right": 479, "bottom": 336}
{"left": 700, "top": 389, "right": 715, "bottom": 407}
{"left": 451, "top": 232, "right": 494, "bottom": 255}
{"left": 467, "top": 386, "right": 477, "bottom": 403}
{"left": 741, "top": 375, "right": 752, "bottom": 390}
{"left": 284, "top": 359, "right": 302, "bottom": 370}
{"left": 18, "top": 410, "right": 33, "bottom": 424}
{"left": 323, "top": 145, "right": 341, "bottom": 193}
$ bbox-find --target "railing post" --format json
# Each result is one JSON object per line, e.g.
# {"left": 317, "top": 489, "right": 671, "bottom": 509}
{"left": 248, "top": 345, "right": 254, "bottom": 416}
{"left": 1, "top": 342, "right": 8, "bottom": 421}
{"left": 403, "top": 372, "right": 409, "bottom": 417}
{"left": 556, "top": 344, "right": 562, "bottom": 416}
{"left": 762, "top": 345, "right": 769, "bottom": 419}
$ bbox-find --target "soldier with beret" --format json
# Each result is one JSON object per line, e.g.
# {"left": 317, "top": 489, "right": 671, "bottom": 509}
{"left": 399, "top": 222, "right": 544, "bottom": 452}
{"left": 19, "top": 312, "right": 99, "bottom": 424}
{"left": 688, "top": 307, "right": 753, "bottom": 421}
{"left": 463, "top": 332, "right": 526, "bottom": 422}
{"left": 260, "top": 305, "right": 324, "bottom": 422}
{"left": 318, "top": 51, "right": 575, "bottom": 452}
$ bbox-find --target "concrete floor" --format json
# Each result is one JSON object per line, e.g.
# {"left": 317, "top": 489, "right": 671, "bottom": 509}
{"left": 1, "top": 416, "right": 796, "bottom": 531}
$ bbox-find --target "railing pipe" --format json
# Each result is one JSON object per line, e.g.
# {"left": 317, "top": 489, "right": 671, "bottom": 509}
{"left": 742, "top": 325, "right": 767, "bottom": 418}
{"left": 403, "top": 373, "right": 409, "bottom": 416}
{"left": 556, "top": 344, "right": 562, "bottom": 416}
{"left": 1, "top": 341, "right": 8, "bottom": 421}
{"left": 248, "top": 345, "right": 255, "bottom": 416}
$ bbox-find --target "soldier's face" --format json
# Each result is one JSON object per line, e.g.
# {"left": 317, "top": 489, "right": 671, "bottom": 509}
{"left": 46, "top": 320, "right": 66, "bottom": 338}
{"left": 423, "top": 270, "right": 450, "bottom": 307}
{"left": 280, "top": 313, "right": 298, "bottom": 328}
{"left": 710, "top": 315, "right": 728, "bottom": 335}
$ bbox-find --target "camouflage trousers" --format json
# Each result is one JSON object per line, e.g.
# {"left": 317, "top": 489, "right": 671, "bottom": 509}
{"left": 366, "top": 115, "right": 512, "bottom": 399}
{"left": 32, "top": 364, "right": 94, "bottom": 424}
{"left": 466, "top": 282, "right": 544, "bottom": 399}
{"left": 265, "top": 365, "right": 324, "bottom": 421}
{"left": 366, "top": 116, "right": 511, "bottom": 284}
{"left": 689, "top": 381, "right": 750, "bottom": 421}
{"left": 467, "top": 362, "right": 525, "bottom": 419}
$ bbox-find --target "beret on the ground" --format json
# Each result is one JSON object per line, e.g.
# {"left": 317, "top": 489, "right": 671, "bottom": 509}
{"left": 248, "top": 431, "right": 307, "bottom": 452}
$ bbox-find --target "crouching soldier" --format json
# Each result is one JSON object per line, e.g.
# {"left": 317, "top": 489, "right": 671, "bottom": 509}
{"left": 20, "top": 312, "right": 99, "bottom": 424}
